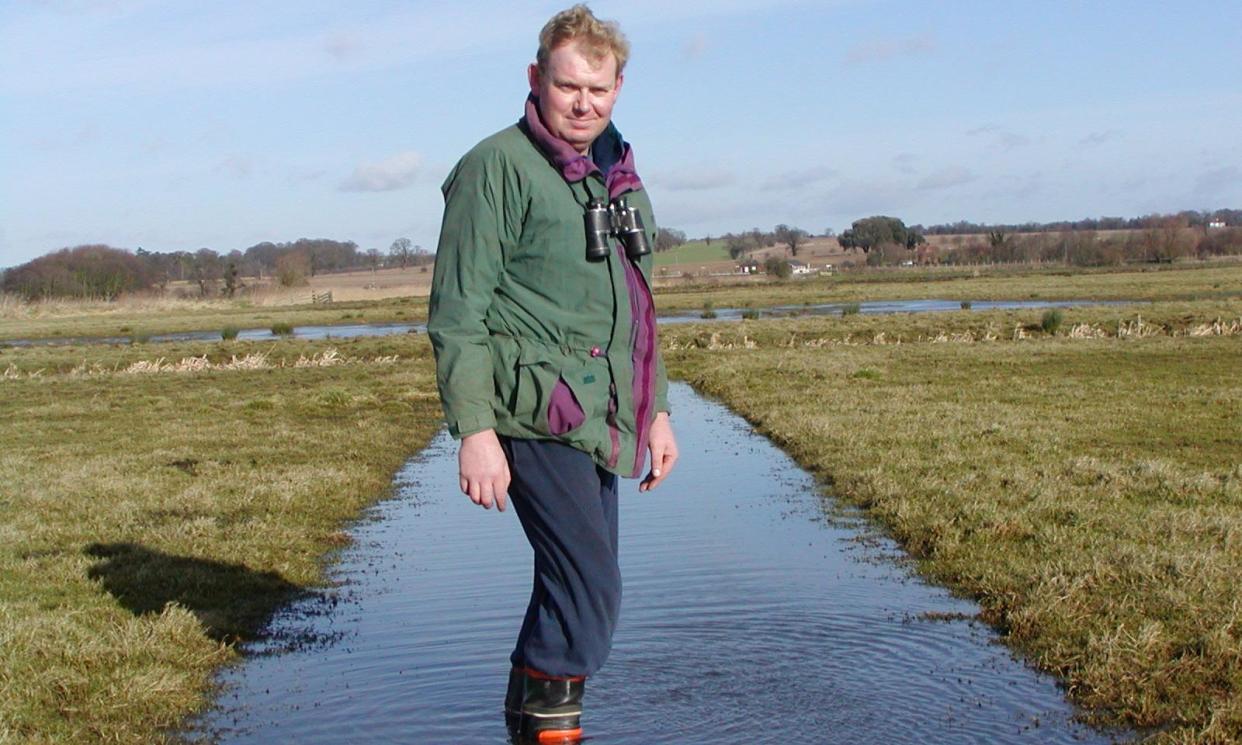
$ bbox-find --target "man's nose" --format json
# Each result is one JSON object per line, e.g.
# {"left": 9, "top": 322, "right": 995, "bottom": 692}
{"left": 572, "top": 90, "right": 590, "bottom": 114}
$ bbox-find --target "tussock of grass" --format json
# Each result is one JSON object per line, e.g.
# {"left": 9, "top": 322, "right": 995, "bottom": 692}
{"left": 661, "top": 302, "right": 1242, "bottom": 352}
{"left": 666, "top": 316, "right": 1242, "bottom": 742}
{"left": 0, "top": 336, "right": 442, "bottom": 743}
{"left": 1041, "top": 308, "right": 1065, "bottom": 334}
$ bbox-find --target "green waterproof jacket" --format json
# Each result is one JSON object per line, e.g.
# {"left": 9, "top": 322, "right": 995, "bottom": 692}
{"left": 428, "top": 113, "right": 669, "bottom": 478}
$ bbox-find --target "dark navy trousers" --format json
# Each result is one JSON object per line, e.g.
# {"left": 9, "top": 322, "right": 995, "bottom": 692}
{"left": 500, "top": 437, "right": 621, "bottom": 679}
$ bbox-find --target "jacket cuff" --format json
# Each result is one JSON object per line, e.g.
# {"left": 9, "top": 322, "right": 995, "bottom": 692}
{"left": 448, "top": 410, "right": 498, "bottom": 439}
{"left": 655, "top": 393, "right": 671, "bottom": 416}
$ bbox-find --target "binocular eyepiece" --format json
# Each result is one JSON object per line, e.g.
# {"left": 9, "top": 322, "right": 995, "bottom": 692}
{"left": 584, "top": 197, "right": 651, "bottom": 261}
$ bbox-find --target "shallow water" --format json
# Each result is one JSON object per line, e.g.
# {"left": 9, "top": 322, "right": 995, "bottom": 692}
{"left": 657, "top": 298, "right": 1131, "bottom": 323}
{"left": 0, "top": 321, "right": 424, "bottom": 347}
{"left": 192, "top": 384, "right": 1123, "bottom": 744}
{"left": 1, "top": 299, "right": 1133, "bottom": 346}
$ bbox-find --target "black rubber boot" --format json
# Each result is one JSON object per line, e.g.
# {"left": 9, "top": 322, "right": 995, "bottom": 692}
{"left": 504, "top": 667, "right": 524, "bottom": 730}
{"left": 517, "top": 671, "right": 584, "bottom": 743}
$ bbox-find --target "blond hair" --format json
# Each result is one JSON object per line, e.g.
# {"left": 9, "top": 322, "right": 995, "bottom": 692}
{"left": 536, "top": 4, "right": 630, "bottom": 76}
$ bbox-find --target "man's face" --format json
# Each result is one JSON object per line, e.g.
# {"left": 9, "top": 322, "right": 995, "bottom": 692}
{"left": 528, "top": 40, "right": 623, "bottom": 156}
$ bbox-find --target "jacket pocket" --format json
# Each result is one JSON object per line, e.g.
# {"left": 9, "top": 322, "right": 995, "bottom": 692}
{"left": 547, "top": 377, "right": 586, "bottom": 435}
{"left": 514, "top": 346, "right": 607, "bottom": 439}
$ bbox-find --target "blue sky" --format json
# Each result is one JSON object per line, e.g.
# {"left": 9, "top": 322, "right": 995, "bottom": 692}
{"left": 2, "top": 0, "right": 1239, "bottom": 267}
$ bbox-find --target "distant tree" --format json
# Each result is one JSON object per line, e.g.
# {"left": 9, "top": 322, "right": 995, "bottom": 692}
{"left": 410, "top": 245, "right": 434, "bottom": 266}
{"left": 839, "top": 216, "right": 918, "bottom": 254}
{"left": 190, "top": 248, "right": 222, "bottom": 296}
{"left": 365, "top": 248, "right": 382, "bottom": 272}
{"left": 1, "top": 245, "right": 153, "bottom": 300}
{"left": 390, "top": 237, "right": 413, "bottom": 270}
{"left": 763, "top": 255, "right": 793, "bottom": 278}
{"left": 655, "top": 227, "right": 687, "bottom": 252}
{"left": 725, "top": 234, "right": 750, "bottom": 260}
{"left": 748, "top": 228, "right": 768, "bottom": 251}
{"left": 1142, "top": 216, "right": 1193, "bottom": 263}
{"left": 222, "top": 262, "right": 243, "bottom": 298}
{"left": 905, "top": 226, "right": 926, "bottom": 249}
{"left": 773, "top": 224, "right": 809, "bottom": 256}
{"left": 275, "top": 250, "right": 310, "bottom": 287}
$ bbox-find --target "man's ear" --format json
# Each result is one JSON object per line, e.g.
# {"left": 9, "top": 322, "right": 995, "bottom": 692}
{"left": 527, "top": 63, "right": 541, "bottom": 96}
{"left": 613, "top": 72, "right": 624, "bottom": 97}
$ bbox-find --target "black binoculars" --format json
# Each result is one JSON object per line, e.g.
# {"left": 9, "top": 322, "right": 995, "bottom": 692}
{"left": 584, "top": 197, "right": 651, "bottom": 261}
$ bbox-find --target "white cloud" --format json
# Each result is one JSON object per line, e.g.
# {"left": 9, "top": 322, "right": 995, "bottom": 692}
{"left": 323, "top": 33, "right": 364, "bottom": 62}
{"left": 762, "top": 165, "right": 837, "bottom": 191}
{"left": 891, "top": 153, "right": 917, "bottom": 174}
{"left": 653, "top": 167, "right": 736, "bottom": 192}
{"left": 1080, "top": 129, "right": 1121, "bottom": 147}
{"left": 966, "top": 124, "right": 1030, "bottom": 150}
{"left": 844, "top": 34, "right": 935, "bottom": 65}
{"left": 216, "top": 155, "right": 254, "bottom": 179}
{"left": 917, "top": 166, "right": 975, "bottom": 191}
{"left": 340, "top": 151, "right": 423, "bottom": 192}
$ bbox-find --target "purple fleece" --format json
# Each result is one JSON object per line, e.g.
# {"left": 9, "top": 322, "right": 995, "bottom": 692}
{"left": 522, "top": 95, "right": 659, "bottom": 477}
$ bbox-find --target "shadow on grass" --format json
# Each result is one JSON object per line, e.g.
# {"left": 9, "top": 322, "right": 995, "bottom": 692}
{"left": 85, "top": 542, "right": 307, "bottom": 643}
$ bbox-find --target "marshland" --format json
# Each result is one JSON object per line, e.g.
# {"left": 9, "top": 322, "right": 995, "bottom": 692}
{"left": 2, "top": 260, "right": 1239, "bottom": 742}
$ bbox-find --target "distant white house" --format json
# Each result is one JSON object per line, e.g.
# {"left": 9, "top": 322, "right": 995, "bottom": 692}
{"left": 737, "top": 258, "right": 761, "bottom": 274}
{"left": 1208, "top": 219, "right": 1227, "bottom": 229}
{"left": 789, "top": 259, "right": 812, "bottom": 275}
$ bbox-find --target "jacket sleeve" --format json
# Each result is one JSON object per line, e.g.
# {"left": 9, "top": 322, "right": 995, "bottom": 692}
{"left": 641, "top": 206, "right": 671, "bottom": 416}
{"left": 427, "top": 146, "right": 522, "bottom": 439}
{"left": 654, "top": 351, "right": 670, "bottom": 415}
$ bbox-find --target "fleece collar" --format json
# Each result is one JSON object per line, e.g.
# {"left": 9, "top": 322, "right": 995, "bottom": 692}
{"left": 521, "top": 94, "right": 643, "bottom": 200}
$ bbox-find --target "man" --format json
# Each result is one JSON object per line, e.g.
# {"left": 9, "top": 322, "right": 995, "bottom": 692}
{"left": 427, "top": 5, "right": 678, "bottom": 742}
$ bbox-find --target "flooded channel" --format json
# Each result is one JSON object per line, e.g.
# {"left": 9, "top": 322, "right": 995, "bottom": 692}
{"left": 192, "top": 384, "right": 1122, "bottom": 744}
{"left": 2, "top": 299, "right": 1133, "bottom": 346}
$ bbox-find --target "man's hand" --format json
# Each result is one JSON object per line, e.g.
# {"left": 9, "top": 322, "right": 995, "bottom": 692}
{"left": 639, "top": 412, "right": 677, "bottom": 492}
{"left": 459, "top": 429, "right": 511, "bottom": 511}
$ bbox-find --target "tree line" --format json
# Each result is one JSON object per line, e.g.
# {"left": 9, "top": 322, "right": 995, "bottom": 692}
{"left": 935, "top": 221, "right": 1242, "bottom": 267}
{"left": 915, "top": 209, "right": 1240, "bottom": 236}
{"left": 1, "top": 237, "right": 432, "bottom": 300}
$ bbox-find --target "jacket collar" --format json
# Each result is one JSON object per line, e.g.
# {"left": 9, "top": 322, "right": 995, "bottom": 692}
{"left": 520, "top": 94, "right": 643, "bottom": 200}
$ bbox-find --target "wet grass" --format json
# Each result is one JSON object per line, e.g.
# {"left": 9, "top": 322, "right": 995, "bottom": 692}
{"left": 0, "top": 335, "right": 441, "bottom": 743}
{"left": 666, "top": 311, "right": 1242, "bottom": 743}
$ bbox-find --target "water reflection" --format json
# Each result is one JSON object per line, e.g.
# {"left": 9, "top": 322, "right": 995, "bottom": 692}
{"left": 194, "top": 384, "right": 1122, "bottom": 743}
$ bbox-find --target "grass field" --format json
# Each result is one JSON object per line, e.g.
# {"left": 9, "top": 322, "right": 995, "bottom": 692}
{"left": 652, "top": 239, "right": 731, "bottom": 266}
{"left": 0, "top": 336, "right": 441, "bottom": 743}
{"left": 3, "top": 267, "right": 1241, "bottom": 742}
